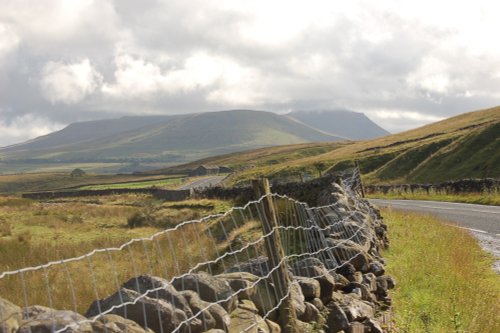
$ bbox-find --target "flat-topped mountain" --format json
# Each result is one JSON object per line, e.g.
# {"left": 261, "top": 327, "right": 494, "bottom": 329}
{"left": 0, "top": 110, "right": 346, "bottom": 164}
{"left": 287, "top": 110, "right": 389, "bottom": 140}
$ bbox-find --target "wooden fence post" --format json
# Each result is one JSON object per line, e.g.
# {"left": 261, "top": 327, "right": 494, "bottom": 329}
{"left": 354, "top": 160, "right": 366, "bottom": 198}
{"left": 252, "top": 178, "right": 298, "bottom": 333}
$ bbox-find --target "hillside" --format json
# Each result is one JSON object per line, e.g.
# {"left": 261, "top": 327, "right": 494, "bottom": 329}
{"left": 287, "top": 110, "right": 389, "bottom": 139}
{"left": 0, "top": 110, "right": 343, "bottom": 169}
{"left": 159, "top": 106, "right": 500, "bottom": 184}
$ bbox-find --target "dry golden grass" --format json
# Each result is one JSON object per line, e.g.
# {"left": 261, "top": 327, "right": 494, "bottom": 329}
{"left": 382, "top": 209, "right": 500, "bottom": 332}
{"left": 0, "top": 195, "right": 234, "bottom": 313}
{"left": 207, "top": 106, "right": 500, "bottom": 185}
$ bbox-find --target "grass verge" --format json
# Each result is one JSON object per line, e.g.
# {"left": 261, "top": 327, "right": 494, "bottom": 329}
{"left": 382, "top": 209, "right": 500, "bottom": 332}
{"left": 369, "top": 192, "right": 500, "bottom": 206}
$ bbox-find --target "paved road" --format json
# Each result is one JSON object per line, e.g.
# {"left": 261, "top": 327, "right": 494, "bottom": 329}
{"left": 369, "top": 199, "right": 500, "bottom": 235}
{"left": 178, "top": 175, "right": 227, "bottom": 190}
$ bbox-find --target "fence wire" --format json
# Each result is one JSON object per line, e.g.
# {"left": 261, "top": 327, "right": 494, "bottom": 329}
{"left": 0, "top": 169, "right": 372, "bottom": 333}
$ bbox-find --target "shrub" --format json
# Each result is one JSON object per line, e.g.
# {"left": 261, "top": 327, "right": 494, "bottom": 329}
{"left": 17, "top": 231, "right": 32, "bottom": 243}
{"left": 127, "top": 211, "right": 153, "bottom": 228}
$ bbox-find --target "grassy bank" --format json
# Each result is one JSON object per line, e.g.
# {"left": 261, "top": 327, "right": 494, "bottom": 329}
{"left": 382, "top": 209, "right": 500, "bottom": 332}
{"left": 369, "top": 192, "right": 500, "bottom": 206}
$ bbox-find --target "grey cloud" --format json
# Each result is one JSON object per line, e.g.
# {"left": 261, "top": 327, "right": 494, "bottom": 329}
{"left": 0, "top": 0, "right": 499, "bottom": 146}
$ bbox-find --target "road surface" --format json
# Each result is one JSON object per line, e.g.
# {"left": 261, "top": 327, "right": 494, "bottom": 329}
{"left": 369, "top": 199, "right": 500, "bottom": 235}
{"left": 178, "top": 175, "right": 227, "bottom": 190}
{"left": 370, "top": 199, "right": 500, "bottom": 273}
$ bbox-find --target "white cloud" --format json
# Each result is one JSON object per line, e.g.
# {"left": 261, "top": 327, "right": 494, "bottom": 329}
{"left": 0, "top": 114, "right": 64, "bottom": 147}
{"left": 406, "top": 57, "right": 454, "bottom": 94}
{"left": 0, "top": 23, "right": 19, "bottom": 62}
{"left": 364, "top": 109, "right": 445, "bottom": 133}
{"left": 1, "top": 0, "right": 500, "bottom": 141}
{"left": 40, "top": 58, "right": 103, "bottom": 104}
{"left": 102, "top": 52, "right": 262, "bottom": 104}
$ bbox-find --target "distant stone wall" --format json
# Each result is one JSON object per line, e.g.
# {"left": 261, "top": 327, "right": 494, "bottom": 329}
{"left": 366, "top": 178, "right": 499, "bottom": 195}
{"left": 22, "top": 188, "right": 191, "bottom": 201}
{"left": 196, "top": 174, "right": 356, "bottom": 206}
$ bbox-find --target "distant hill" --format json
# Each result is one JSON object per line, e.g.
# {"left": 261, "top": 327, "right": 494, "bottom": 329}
{"left": 0, "top": 110, "right": 344, "bottom": 166}
{"left": 287, "top": 110, "right": 389, "bottom": 140}
{"left": 158, "top": 106, "right": 500, "bottom": 184}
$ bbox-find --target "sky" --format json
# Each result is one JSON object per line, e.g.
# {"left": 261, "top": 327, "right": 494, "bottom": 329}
{"left": 1, "top": 0, "right": 500, "bottom": 146}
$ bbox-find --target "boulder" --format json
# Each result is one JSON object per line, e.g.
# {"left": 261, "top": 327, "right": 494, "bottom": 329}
{"left": 290, "top": 282, "right": 307, "bottom": 318}
{"left": 180, "top": 290, "right": 230, "bottom": 331}
{"left": 121, "top": 275, "right": 192, "bottom": 316}
{"left": 90, "top": 314, "right": 154, "bottom": 333}
{"left": 341, "top": 283, "right": 374, "bottom": 303}
{"left": 0, "top": 297, "right": 22, "bottom": 333}
{"left": 340, "top": 296, "right": 374, "bottom": 322}
{"left": 362, "top": 273, "right": 377, "bottom": 292}
{"left": 292, "top": 258, "right": 335, "bottom": 303}
{"left": 375, "top": 276, "right": 395, "bottom": 298}
{"left": 295, "top": 276, "right": 321, "bottom": 301}
{"left": 298, "top": 302, "right": 321, "bottom": 323}
{"left": 172, "top": 272, "right": 238, "bottom": 313}
{"left": 368, "top": 262, "right": 385, "bottom": 277}
{"left": 325, "top": 303, "right": 349, "bottom": 333}
{"left": 18, "top": 309, "right": 93, "bottom": 333}
{"left": 216, "top": 271, "right": 272, "bottom": 302}
{"left": 20, "top": 305, "right": 54, "bottom": 320}
{"left": 216, "top": 272, "right": 277, "bottom": 319}
{"left": 335, "top": 263, "right": 355, "bottom": 278}
{"left": 347, "top": 272, "right": 363, "bottom": 284}
{"left": 85, "top": 288, "right": 191, "bottom": 333}
{"left": 227, "top": 306, "right": 269, "bottom": 333}
{"left": 328, "top": 240, "right": 371, "bottom": 273}
{"left": 311, "top": 298, "right": 324, "bottom": 311}
{"left": 178, "top": 291, "right": 216, "bottom": 332}
{"left": 363, "top": 318, "right": 383, "bottom": 333}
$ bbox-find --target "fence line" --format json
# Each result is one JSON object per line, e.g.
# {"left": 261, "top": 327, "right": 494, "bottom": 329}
{"left": 0, "top": 168, "right": 374, "bottom": 333}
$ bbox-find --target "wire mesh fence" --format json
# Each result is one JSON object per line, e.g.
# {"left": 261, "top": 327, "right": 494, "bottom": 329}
{"left": 0, "top": 168, "right": 381, "bottom": 333}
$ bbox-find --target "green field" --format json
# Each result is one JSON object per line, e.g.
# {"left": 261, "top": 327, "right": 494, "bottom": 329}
{"left": 0, "top": 173, "right": 189, "bottom": 193}
{"left": 78, "top": 176, "right": 186, "bottom": 190}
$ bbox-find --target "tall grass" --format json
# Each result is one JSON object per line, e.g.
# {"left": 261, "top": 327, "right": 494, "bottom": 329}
{"left": 382, "top": 209, "right": 500, "bottom": 332}
{"left": 0, "top": 195, "right": 234, "bottom": 313}
{"left": 0, "top": 223, "right": 216, "bottom": 314}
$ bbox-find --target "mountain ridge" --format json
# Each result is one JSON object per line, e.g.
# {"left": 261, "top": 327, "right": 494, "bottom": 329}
{"left": 287, "top": 109, "right": 389, "bottom": 139}
{"left": 0, "top": 110, "right": 349, "bottom": 165}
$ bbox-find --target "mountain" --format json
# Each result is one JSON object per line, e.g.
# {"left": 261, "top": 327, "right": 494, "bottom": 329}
{"left": 158, "top": 106, "right": 499, "bottom": 184}
{"left": 0, "top": 110, "right": 344, "bottom": 165}
{"left": 287, "top": 110, "right": 389, "bottom": 140}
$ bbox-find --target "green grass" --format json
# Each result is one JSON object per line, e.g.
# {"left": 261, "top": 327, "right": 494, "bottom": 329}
{"left": 78, "top": 176, "right": 186, "bottom": 190}
{"left": 0, "top": 173, "right": 187, "bottom": 193}
{"left": 382, "top": 209, "right": 500, "bottom": 332}
{"left": 368, "top": 192, "right": 500, "bottom": 206}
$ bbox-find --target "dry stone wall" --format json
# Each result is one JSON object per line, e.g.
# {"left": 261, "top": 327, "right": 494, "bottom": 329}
{"left": 2, "top": 175, "right": 394, "bottom": 333}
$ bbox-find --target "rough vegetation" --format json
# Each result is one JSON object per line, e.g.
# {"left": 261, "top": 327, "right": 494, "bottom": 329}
{"left": 0, "top": 175, "right": 395, "bottom": 332}
{"left": 382, "top": 209, "right": 500, "bottom": 332}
